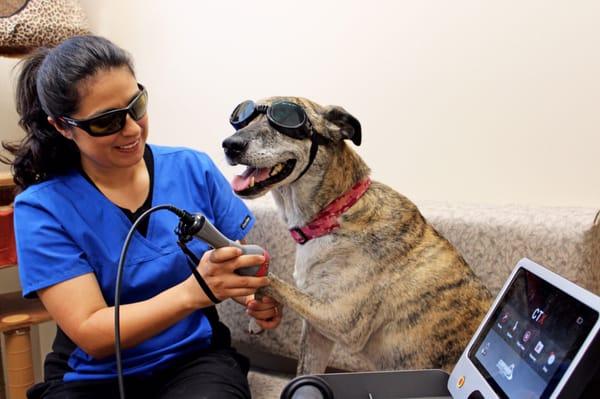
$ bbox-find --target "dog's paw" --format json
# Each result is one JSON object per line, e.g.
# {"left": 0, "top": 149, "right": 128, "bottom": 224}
{"left": 248, "top": 318, "right": 265, "bottom": 335}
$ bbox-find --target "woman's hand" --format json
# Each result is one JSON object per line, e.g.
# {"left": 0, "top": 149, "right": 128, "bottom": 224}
{"left": 245, "top": 295, "right": 283, "bottom": 330}
{"left": 183, "top": 247, "right": 270, "bottom": 307}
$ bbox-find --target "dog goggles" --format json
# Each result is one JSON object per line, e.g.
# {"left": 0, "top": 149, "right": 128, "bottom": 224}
{"left": 229, "top": 100, "right": 312, "bottom": 139}
{"left": 59, "top": 84, "right": 148, "bottom": 137}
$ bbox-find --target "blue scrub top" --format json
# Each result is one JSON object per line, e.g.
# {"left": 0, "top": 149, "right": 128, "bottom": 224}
{"left": 13, "top": 145, "right": 255, "bottom": 381}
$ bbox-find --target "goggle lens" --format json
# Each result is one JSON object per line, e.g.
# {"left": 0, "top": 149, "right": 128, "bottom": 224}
{"left": 88, "top": 113, "right": 126, "bottom": 135}
{"left": 230, "top": 100, "right": 256, "bottom": 129}
{"left": 268, "top": 102, "right": 305, "bottom": 128}
{"left": 130, "top": 90, "right": 148, "bottom": 121}
{"left": 61, "top": 84, "right": 148, "bottom": 137}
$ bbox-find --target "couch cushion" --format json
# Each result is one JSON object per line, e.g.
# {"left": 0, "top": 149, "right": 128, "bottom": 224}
{"left": 418, "top": 201, "right": 600, "bottom": 296}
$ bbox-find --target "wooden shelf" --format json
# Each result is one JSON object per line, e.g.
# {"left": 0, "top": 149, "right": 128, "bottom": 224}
{"left": 0, "top": 206, "right": 17, "bottom": 269}
{"left": 0, "top": 170, "right": 52, "bottom": 329}
{"left": 0, "top": 171, "right": 15, "bottom": 207}
{"left": 0, "top": 291, "right": 52, "bottom": 333}
{"left": 0, "top": 172, "right": 13, "bottom": 187}
{"left": 0, "top": 172, "right": 48, "bottom": 398}
{"left": 0, "top": 172, "right": 17, "bottom": 270}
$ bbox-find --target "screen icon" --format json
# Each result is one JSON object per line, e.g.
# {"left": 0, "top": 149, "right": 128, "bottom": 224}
{"left": 534, "top": 341, "right": 544, "bottom": 354}
{"left": 547, "top": 352, "right": 556, "bottom": 365}
{"left": 481, "top": 342, "right": 491, "bottom": 356}
{"left": 496, "top": 359, "right": 515, "bottom": 381}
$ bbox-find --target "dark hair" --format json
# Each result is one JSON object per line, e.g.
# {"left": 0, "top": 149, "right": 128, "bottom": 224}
{"left": 0, "top": 35, "right": 135, "bottom": 191}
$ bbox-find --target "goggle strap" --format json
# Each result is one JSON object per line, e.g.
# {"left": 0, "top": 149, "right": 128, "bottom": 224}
{"left": 256, "top": 104, "right": 268, "bottom": 113}
{"left": 60, "top": 117, "right": 77, "bottom": 127}
{"left": 292, "top": 132, "right": 325, "bottom": 183}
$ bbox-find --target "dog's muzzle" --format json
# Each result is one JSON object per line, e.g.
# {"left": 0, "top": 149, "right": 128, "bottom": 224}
{"left": 222, "top": 134, "right": 248, "bottom": 162}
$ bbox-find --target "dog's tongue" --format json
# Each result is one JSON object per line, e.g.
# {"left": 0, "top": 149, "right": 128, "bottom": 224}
{"left": 231, "top": 166, "right": 270, "bottom": 191}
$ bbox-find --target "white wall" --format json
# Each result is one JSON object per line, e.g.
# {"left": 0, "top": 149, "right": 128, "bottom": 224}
{"left": 0, "top": 57, "right": 21, "bottom": 169}
{"left": 0, "top": 0, "right": 598, "bottom": 383}
{"left": 81, "top": 0, "right": 599, "bottom": 208}
{"left": 1, "top": 1, "right": 599, "bottom": 207}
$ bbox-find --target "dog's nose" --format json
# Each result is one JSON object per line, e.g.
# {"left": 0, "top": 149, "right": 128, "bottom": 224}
{"left": 222, "top": 135, "right": 248, "bottom": 160}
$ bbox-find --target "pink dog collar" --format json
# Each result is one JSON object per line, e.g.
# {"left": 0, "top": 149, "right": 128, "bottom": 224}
{"left": 289, "top": 177, "right": 372, "bottom": 244}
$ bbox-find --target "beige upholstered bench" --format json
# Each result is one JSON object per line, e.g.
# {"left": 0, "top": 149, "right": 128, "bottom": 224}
{"left": 216, "top": 197, "right": 600, "bottom": 398}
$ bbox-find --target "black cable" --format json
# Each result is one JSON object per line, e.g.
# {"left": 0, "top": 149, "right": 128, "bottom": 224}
{"left": 114, "top": 204, "right": 185, "bottom": 399}
{"left": 291, "top": 129, "right": 330, "bottom": 184}
{"left": 177, "top": 241, "right": 221, "bottom": 304}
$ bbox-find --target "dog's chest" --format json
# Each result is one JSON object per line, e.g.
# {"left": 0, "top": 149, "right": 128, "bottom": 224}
{"left": 293, "top": 243, "right": 323, "bottom": 289}
{"left": 293, "top": 257, "right": 312, "bottom": 289}
{"left": 292, "top": 241, "right": 341, "bottom": 290}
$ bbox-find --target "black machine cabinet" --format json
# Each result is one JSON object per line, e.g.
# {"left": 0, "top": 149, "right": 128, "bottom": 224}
{"left": 281, "top": 369, "right": 451, "bottom": 399}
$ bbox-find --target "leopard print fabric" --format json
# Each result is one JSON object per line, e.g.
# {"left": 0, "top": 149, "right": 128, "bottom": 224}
{"left": 0, "top": 0, "right": 90, "bottom": 57}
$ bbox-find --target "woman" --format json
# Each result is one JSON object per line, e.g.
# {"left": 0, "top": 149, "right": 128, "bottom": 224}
{"left": 1, "top": 35, "right": 281, "bottom": 398}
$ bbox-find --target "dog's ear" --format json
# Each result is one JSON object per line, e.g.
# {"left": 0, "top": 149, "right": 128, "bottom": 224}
{"left": 322, "top": 106, "right": 362, "bottom": 146}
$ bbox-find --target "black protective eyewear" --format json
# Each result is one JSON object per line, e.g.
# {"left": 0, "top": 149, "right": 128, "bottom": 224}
{"left": 59, "top": 84, "right": 148, "bottom": 137}
{"left": 229, "top": 100, "right": 312, "bottom": 139}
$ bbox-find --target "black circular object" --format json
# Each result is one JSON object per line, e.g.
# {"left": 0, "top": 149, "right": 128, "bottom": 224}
{"left": 280, "top": 375, "right": 334, "bottom": 399}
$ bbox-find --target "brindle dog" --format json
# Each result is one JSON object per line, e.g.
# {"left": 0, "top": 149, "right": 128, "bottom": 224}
{"left": 222, "top": 97, "right": 492, "bottom": 375}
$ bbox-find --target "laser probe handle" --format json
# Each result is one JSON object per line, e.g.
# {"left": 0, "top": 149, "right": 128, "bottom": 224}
{"left": 192, "top": 214, "right": 238, "bottom": 249}
{"left": 192, "top": 215, "right": 270, "bottom": 277}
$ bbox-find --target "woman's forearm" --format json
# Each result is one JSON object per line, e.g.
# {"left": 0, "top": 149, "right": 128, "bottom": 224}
{"left": 77, "top": 282, "right": 211, "bottom": 359}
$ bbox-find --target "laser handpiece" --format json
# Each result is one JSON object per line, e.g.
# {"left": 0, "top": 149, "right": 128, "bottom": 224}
{"left": 175, "top": 212, "right": 269, "bottom": 277}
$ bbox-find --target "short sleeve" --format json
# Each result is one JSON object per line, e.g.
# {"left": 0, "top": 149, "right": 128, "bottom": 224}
{"left": 202, "top": 156, "right": 255, "bottom": 242}
{"left": 14, "top": 196, "right": 93, "bottom": 298}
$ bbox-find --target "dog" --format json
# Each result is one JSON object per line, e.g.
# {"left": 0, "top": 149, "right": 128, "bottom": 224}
{"left": 222, "top": 97, "right": 492, "bottom": 375}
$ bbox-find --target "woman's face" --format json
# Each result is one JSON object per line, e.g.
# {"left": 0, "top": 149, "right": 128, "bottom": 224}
{"left": 58, "top": 66, "right": 148, "bottom": 175}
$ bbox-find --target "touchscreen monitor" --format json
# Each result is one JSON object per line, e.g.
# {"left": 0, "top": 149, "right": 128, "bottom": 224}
{"left": 467, "top": 267, "right": 598, "bottom": 399}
